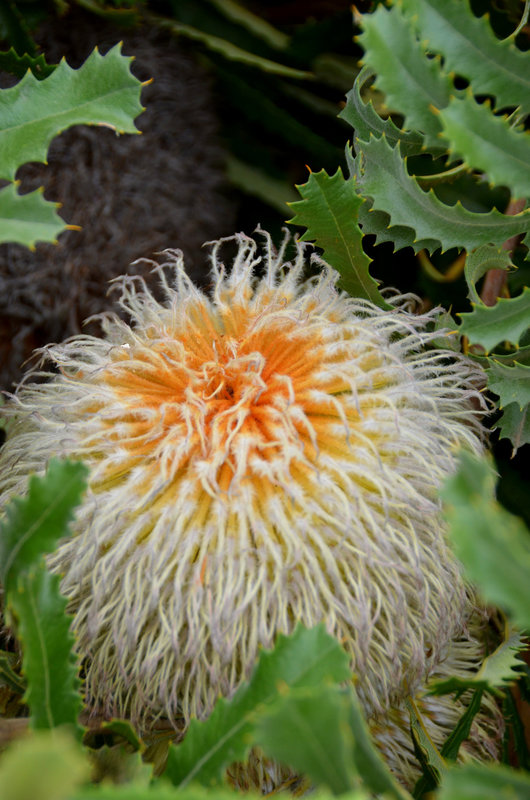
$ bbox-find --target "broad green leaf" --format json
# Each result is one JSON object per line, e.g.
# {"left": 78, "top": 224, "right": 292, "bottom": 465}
{"left": 0, "top": 458, "right": 88, "bottom": 594}
{"left": 359, "top": 4, "right": 450, "bottom": 147}
{"left": 288, "top": 167, "right": 389, "bottom": 307}
{"left": 144, "top": 14, "right": 312, "bottom": 79}
{"left": 9, "top": 564, "right": 82, "bottom": 734}
{"left": 255, "top": 685, "right": 357, "bottom": 795}
{"left": 458, "top": 287, "right": 530, "bottom": 352}
{"left": 497, "top": 402, "right": 530, "bottom": 455}
{"left": 0, "top": 43, "right": 144, "bottom": 181}
{"left": 442, "top": 451, "right": 530, "bottom": 630}
{"left": 400, "top": 0, "right": 530, "bottom": 114}
{"left": 464, "top": 244, "right": 512, "bottom": 304}
{"left": 486, "top": 359, "right": 530, "bottom": 409}
{"left": 0, "top": 47, "right": 55, "bottom": 80}
{"left": 340, "top": 68, "right": 427, "bottom": 157}
{"left": 347, "top": 688, "right": 409, "bottom": 800}
{"left": 354, "top": 135, "right": 530, "bottom": 253}
{"left": 163, "top": 625, "right": 351, "bottom": 788}
{"left": 439, "top": 95, "right": 530, "bottom": 199}
{"left": 438, "top": 762, "right": 530, "bottom": 800}
{"left": 440, "top": 689, "right": 484, "bottom": 762}
{"left": 0, "top": 183, "right": 68, "bottom": 248}
{"left": 0, "top": 729, "right": 89, "bottom": 800}
{"left": 428, "top": 629, "right": 526, "bottom": 696}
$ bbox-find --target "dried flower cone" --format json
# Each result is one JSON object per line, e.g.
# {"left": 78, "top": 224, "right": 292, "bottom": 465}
{"left": 0, "top": 231, "right": 499, "bottom": 783}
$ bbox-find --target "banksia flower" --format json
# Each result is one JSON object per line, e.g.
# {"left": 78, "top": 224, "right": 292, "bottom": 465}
{"left": 0, "top": 230, "right": 498, "bottom": 783}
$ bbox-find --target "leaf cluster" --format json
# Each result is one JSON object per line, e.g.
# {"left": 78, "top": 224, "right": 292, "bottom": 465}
{"left": 289, "top": 0, "right": 530, "bottom": 455}
{"left": 0, "top": 38, "right": 144, "bottom": 249}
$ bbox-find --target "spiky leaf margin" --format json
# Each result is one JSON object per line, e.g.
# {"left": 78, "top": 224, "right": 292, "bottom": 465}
{"left": 0, "top": 43, "right": 144, "bottom": 181}
{"left": 353, "top": 135, "right": 530, "bottom": 253}
{"left": 399, "top": 0, "right": 530, "bottom": 114}
{"left": 288, "top": 167, "right": 388, "bottom": 307}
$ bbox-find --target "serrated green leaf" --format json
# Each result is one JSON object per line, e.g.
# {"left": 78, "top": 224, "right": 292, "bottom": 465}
{"left": 464, "top": 244, "right": 512, "bottom": 304}
{"left": 354, "top": 135, "right": 530, "bottom": 253}
{"left": 458, "top": 287, "right": 530, "bottom": 352}
{"left": 439, "top": 95, "right": 530, "bottom": 199}
{"left": 0, "top": 43, "right": 143, "bottom": 181}
{"left": 347, "top": 688, "right": 409, "bottom": 800}
{"left": 0, "top": 458, "right": 88, "bottom": 594}
{"left": 144, "top": 14, "right": 312, "bottom": 79}
{"left": 438, "top": 762, "right": 530, "bottom": 800}
{"left": 358, "top": 200, "right": 439, "bottom": 253}
{"left": 340, "top": 68, "right": 427, "bottom": 157}
{"left": 428, "top": 629, "right": 526, "bottom": 697}
{"left": 486, "top": 359, "right": 530, "bottom": 409}
{"left": 0, "top": 729, "right": 89, "bottom": 800}
{"left": 0, "top": 183, "right": 67, "bottom": 248}
{"left": 255, "top": 685, "right": 357, "bottom": 795}
{"left": 359, "top": 4, "right": 450, "bottom": 147}
{"left": 163, "top": 625, "right": 351, "bottom": 788}
{"left": 288, "top": 167, "right": 389, "bottom": 307}
{"left": 400, "top": 0, "right": 530, "bottom": 114}
{"left": 442, "top": 451, "right": 530, "bottom": 630}
{"left": 0, "top": 47, "right": 55, "bottom": 80}
{"left": 440, "top": 689, "right": 484, "bottom": 762}
{"left": 497, "top": 402, "right": 530, "bottom": 455}
{"left": 9, "top": 564, "right": 82, "bottom": 734}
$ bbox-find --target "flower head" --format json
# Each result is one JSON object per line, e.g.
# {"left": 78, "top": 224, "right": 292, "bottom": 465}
{"left": 0, "top": 231, "right": 495, "bottom": 779}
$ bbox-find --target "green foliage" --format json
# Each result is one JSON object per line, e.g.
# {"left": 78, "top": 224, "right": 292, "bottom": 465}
{"left": 400, "top": 0, "right": 530, "bottom": 113}
{"left": 0, "top": 47, "right": 55, "bottom": 79}
{"left": 0, "top": 458, "right": 87, "bottom": 593}
{"left": 288, "top": 168, "right": 389, "bottom": 307}
{"left": 9, "top": 564, "right": 83, "bottom": 734}
{"left": 486, "top": 358, "right": 530, "bottom": 409}
{"left": 463, "top": 244, "right": 512, "bottom": 305}
{"left": 439, "top": 95, "right": 530, "bottom": 199}
{"left": 437, "top": 762, "right": 530, "bottom": 800}
{"left": 429, "top": 628, "right": 526, "bottom": 696}
{"left": 442, "top": 451, "right": 530, "bottom": 630}
{"left": 0, "top": 43, "right": 144, "bottom": 248}
{"left": 458, "top": 287, "right": 530, "bottom": 353}
{"left": 496, "top": 401, "right": 530, "bottom": 452}
{"left": 255, "top": 685, "right": 357, "bottom": 794}
{"left": 0, "top": 44, "right": 143, "bottom": 181}
{"left": 358, "top": 4, "right": 450, "bottom": 147}
{"left": 164, "top": 624, "right": 351, "bottom": 788}
{"left": 351, "top": 135, "right": 530, "bottom": 254}
{"left": 0, "top": 182, "right": 67, "bottom": 249}
{"left": 0, "top": 459, "right": 87, "bottom": 734}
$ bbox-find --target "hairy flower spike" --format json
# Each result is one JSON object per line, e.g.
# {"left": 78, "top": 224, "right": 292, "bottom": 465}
{"left": 0, "top": 230, "right": 496, "bottom": 781}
